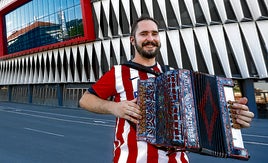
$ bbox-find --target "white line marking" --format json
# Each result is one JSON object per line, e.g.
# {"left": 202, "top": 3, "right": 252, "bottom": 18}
{"left": 94, "top": 120, "right": 106, "bottom": 123}
{"left": 243, "top": 134, "right": 268, "bottom": 139}
{"left": 0, "top": 108, "right": 114, "bottom": 127}
{"left": 24, "top": 127, "right": 64, "bottom": 137}
{"left": 22, "top": 109, "right": 115, "bottom": 122}
{"left": 0, "top": 106, "right": 115, "bottom": 123}
{"left": 244, "top": 141, "right": 268, "bottom": 146}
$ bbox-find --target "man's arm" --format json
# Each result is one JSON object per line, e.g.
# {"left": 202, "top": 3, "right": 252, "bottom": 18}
{"left": 79, "top": 91, "right": 142, "bottom": 124}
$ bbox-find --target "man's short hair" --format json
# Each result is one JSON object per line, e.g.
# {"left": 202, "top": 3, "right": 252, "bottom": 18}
{"left": 130, "top": 15, "right": 159, "bottom": 37}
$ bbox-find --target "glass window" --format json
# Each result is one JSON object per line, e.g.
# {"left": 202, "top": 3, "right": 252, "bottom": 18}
{"left": 5, "top": 0, "right": 83, "bottom": 54}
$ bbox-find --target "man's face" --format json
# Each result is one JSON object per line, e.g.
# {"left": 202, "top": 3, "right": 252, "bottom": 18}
{"left": 131, "top": 20, "right": 161, "bottom": 59}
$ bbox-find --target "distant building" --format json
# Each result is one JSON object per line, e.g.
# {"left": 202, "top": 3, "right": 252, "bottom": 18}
{"left": 7, "top": 21, "right": 61, "bottom": 54}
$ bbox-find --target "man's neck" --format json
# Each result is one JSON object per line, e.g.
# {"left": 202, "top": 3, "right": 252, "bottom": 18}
{"left": 132, "top": 55, "right": 156, "bottom": 67}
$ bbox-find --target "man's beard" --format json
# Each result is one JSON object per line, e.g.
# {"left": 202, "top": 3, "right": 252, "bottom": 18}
{"left": 135, "top": 40, "right": 161, "bottom": 59}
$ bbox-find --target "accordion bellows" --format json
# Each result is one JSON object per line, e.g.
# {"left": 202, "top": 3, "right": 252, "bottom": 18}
{"left": 137, "top": 69, "right": 249, "bottom": 160}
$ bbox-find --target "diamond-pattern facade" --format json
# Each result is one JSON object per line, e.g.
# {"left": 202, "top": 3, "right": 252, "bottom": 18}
{"left": 0, "top": 0, "right": 268, "bottom": 86}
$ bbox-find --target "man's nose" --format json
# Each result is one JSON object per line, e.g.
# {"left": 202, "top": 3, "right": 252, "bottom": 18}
{"left": 146, "top": 34, "right": 154, "bottom": 41}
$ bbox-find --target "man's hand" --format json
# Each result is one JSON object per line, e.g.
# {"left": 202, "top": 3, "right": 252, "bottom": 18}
{"left": 112, "top": 98, "right": 142, "bottom": 124}
{"left": 230, "top": 97, "right": 254, "bottom": 128}
{"left": 80, "top": 92, "right": 142, "bottom": 124}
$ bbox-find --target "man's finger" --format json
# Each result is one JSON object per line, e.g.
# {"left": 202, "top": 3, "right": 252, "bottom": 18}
{"left": 231, "top": 103, "right": 249, "bottom": 111}
{"left": 237, "top": 97, "right": 248, "bottom": 105}
{"left": 236, "top": 118, "right": 251, "bottom": 128}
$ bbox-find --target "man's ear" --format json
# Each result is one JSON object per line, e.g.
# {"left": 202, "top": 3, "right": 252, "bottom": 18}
{"left": 130, "top": 36, "right": 135, "bottom": 45}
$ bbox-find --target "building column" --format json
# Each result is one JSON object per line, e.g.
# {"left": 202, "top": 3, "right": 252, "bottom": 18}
{"left": 28, "top": 84, "right": 32, "bottom": 103}
{"left": 0, "top": 13, "right": 5, "bottom": 57}
{"left": 239, "top": 79, "right": 258, "bottom": 118}
{"left": 80, "top": 0, "right": 95, "bottom": 40}
{"left": 57, "top": 84, "right": 63, "bottom": 106}
{"left": 8, "top": 85, "right": 12, "bottom": 102}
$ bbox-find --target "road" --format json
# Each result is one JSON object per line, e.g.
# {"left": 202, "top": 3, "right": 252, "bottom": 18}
{"left": 0, "top": 102, "right": 268, "bottom": 163}
{"left": 0, "top": 102, "right": 115, "bottom": 163}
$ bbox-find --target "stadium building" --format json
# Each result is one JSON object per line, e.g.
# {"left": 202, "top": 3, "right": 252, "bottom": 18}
{"left": 0, "top": 0, "right": 267, "bottom": 118}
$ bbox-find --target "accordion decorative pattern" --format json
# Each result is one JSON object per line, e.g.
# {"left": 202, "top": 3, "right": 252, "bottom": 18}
{"left": 137, "top": 69, "right": 249, "bottom": 160}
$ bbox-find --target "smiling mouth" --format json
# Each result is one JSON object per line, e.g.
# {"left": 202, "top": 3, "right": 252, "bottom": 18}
{"left": 144, "top": 45, "right": 155, "bottom": 48}
{"left": 142, "top": 41, "right": 158, "bottom": 47}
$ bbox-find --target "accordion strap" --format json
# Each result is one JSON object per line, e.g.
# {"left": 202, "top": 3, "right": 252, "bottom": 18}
{"left": 122, "top": 60, "right": 169, "bottom": 77}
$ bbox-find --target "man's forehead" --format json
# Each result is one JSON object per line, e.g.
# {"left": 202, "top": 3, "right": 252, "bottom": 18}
{"left": 136, "top": 20, "right": 158, "bottom": 32}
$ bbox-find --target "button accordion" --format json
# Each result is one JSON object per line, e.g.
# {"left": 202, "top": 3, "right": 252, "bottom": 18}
{"left": 136, "top": 69, "right": 249, "bottom": 160}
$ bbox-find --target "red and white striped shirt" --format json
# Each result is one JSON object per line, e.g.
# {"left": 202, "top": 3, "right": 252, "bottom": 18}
{"left": 91, "top": 63, "right": 189, "bottom": 163}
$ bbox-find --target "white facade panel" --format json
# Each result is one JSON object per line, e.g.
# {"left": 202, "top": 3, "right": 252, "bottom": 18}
{"left": 224, "top": 23, "right": 250, "bottom": 78}
{"left": 240, "top": 22, "right": 268, "bottom": 78}
{"left": 0, "top": 0, "right": 267, "bottom": 86}
{"left": 194, "top": 26, "right": 214, "bottom": 75}
{"left": 208, "top": 25, "right": 232, "bottom": 78}
{"left": 180, "top": 28, "right": 198, "bottom": 71}
{"left": 167, "top": 30, "right": 182, "bottom": 68}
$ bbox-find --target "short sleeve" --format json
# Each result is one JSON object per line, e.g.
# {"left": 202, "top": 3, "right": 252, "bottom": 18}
{"left": 91, "top": 67, "right": 117, "bottom": 99}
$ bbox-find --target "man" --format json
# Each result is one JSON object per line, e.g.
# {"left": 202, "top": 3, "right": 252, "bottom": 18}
{"left": 79, "top": 16, "right": 254, "bottom": 163}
